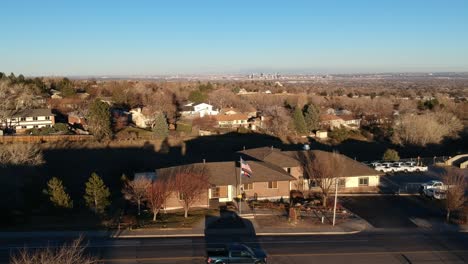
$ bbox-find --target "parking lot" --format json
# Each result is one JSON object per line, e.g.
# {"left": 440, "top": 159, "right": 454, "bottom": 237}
{"left": 382, "top": 170, "right": 440, "bottom": 194}
{"left": 340, "top": 196, "right": 444, "bottom": 228}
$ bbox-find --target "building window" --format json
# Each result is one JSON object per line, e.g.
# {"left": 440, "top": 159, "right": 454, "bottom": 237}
{"left": 268, "top": 181, "right": 278, "bottom": 189}
{"left": 33, "top": 125, "right": 39, "bottom": 128}
{"left": 178, "top": 192, "right": 185, "bottom": 201}
{"left": 45, "top": 116, "right": 50, "bottom": 120}
{"left": 243, "top": 183, "right": 253, "bottom": 190}
{"left": 210, "top": 187, "right": 220, "bottom": 198}
{"left": 20, "top": 117, "right": 26, "bottom": 121}
{"left": 309, "top": 179, "right": 318, "bottom": 187}
{"left": 286, "top": 167, "right": 291, "bottom": 174}
{"left": 359, "top": 177, "right": 369, "bottom": 186}
{"left": 21, "top": 126, "right": 27, "bottom": 129}
{"left": 33, "top": 117, "right": 38, "bottom": 121}
{"left": 338, "top": 178, "right": 346, "bottom": 187}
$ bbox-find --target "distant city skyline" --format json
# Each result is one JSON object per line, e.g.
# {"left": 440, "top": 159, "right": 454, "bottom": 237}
{"left": 1, "top": 0, "right": 468, "bottom": 76}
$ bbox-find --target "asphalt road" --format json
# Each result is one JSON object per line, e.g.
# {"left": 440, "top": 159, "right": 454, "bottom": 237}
{"left": 2, "top": 230, "right": 468, "bottom": 264}
{"left": 340, "top": 196, "right": 445, "bottom": 228}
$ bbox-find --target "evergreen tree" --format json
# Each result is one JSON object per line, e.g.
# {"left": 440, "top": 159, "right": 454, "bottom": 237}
{"left": 44, "top": 177, "right": 73, "bottom": 209}
{"left": 188, "top": 90, "right": 207, "bottom": 104}
{"left": 152, "top": 112, "right": 169, "bottom": 138}
{"left": 87, "top": 99, "right": 112, "bottom": 140}
{"left": 303, "top": 103, "right": 320, "bottom": 132}
{"left": 293, "top": 106, "right": 307, "bottom": 134}
{"left": 84, "top": 172, "right": 111, "bottom": 214}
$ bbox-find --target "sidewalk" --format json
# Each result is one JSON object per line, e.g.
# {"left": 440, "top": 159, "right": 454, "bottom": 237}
{"left": 0, "top": 217, "right": 367, "bottom": 239}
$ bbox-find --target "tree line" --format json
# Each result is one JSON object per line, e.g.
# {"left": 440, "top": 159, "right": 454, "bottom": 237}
{"left": 44, "top": 165, "right": 209, "bottom": 220}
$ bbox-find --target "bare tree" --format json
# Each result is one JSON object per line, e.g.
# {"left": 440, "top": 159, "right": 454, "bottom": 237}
{"left": 0, "top": 143, "right": 44, "bottom": 167}
{"left": 297, "top": 151, "right": 345, "bottom": 207}
{"left": 146, "top": 179, "right": 174, "bottom": 221}
{"left": 172, "top": 165, "right": 209, "bottom": 218}
{"left": 443, "top": 169, "right": 466, "bottom": 222}
{"left": 392, "top": 113, "right": 462, "bottom": 146}
{"left": 263, "top": 106, "right": 292, "bottom": 137}
{"left": 0, "top": 80, "right": 35, "bottom": 130}
{"left": 10, "top": 236, "right": 97, "bottom": 264}
{"left": 122, "top": 177, "right": 152, "bottom": 215}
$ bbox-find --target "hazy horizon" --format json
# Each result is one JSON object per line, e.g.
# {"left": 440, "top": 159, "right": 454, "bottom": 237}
{"left": 1, "top": 0, "right": 468, "bottom": 76}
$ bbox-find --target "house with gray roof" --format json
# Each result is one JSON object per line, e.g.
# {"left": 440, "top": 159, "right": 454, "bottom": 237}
{"left": 240, "top": 147, "right": 382, "bottom": 192}
{"left": 3, "top": 108, "right": 55, "bottom": 133}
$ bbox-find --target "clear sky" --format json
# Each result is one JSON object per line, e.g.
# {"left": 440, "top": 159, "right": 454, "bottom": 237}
{"left": 1, "top": 0, "right": 468, "bottom": 76}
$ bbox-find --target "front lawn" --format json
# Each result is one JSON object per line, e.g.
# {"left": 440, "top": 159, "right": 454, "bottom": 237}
{"left": 135, "top": 208, "right": 219, "bottom": 229}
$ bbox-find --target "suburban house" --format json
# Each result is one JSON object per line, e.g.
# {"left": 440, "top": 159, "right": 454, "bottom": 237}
{"left": 282, "top": 150, "right": 382, "bottom": 191}
{"left": 319, "top": 114, "right": 344, "bottom": 129}
{"left": 340, "top": 115, "right": 361, "bottom": 129}
{"left": 4, "top": 108, "right": 55, "bottom": 133}
{"left": 319, "top": 114, "right": 361, "bottom": 130}
{"left": 219, "top": 107, "right": 257, "bottom": 118}
{"left": 240, "top": 147, "right": 382, "bottom": 192}
{"left": 137, "top": 160, "right": 294, "bottom": 210}
{"left": 135, "top": 147, "right": 382, "bottom": 211}
{"left": 68, "top": 112, "right": 87, "bottom": 129}
{"left": 129, "top": 107, "right": 154, "bottom": 128}
{"left": 180, "top": 102, "right": 219, "bottom": 118}
{"left": 216, "top": 114, "right": 249, "bottom": 128}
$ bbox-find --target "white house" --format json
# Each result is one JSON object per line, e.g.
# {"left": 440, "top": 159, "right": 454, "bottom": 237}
{"left": 130, "top": 107, "right": 153, "bottom": 128}
{"left": 180, "top": 102, "right": 218, "bottom": 118}
{"left": 4, "top": 108, "right": 55, "bottom": 133}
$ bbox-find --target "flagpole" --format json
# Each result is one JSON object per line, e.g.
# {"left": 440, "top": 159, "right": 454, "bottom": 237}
{"left": 239, "top": 156, "right": 242, "bottom": 215}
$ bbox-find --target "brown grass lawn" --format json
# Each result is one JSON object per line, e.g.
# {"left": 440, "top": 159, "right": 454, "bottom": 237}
{"left": 137, "top": 208, "right": 219, "bottom": 229}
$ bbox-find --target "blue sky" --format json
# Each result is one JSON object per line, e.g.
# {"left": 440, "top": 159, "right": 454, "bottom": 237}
{"left": 1, "top": 0, "right": 468, "bottom": 76}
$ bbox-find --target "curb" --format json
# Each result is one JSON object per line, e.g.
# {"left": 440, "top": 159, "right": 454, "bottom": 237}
{"left": 112, "top": 230, "right": 362, "bottom": 238}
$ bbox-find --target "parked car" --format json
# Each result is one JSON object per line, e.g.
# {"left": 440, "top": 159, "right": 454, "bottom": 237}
{"left": 403, "top": 162, "right": 428, "bottom": 172}
{"left": 206, "top": 243, "right": 267, "bottom": 264}
{"left": 419, "top": 180, "right": 453, "bottom": 198}
{"left": 375, "top": 162, "right": 393, "bottom": 173}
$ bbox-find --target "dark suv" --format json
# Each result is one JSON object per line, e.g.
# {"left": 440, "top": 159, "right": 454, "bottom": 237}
{"left": 206, "top": 243, "right": 267, "bottom": 264}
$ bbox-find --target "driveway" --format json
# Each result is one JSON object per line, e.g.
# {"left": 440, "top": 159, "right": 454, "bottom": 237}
{"left": 340, "top": 196, "right": 444, "bottom": 228}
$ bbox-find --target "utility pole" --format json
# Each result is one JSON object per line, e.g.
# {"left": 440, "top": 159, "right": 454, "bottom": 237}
{"left": 332, "top": 177, "right": 338, "bottom": 226}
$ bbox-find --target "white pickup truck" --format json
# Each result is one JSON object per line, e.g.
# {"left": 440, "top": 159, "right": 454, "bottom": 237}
{"left": 403, "top": 162, "right": 428, "bottom": 172}
{"left": 374, "top": 161, "right": 428, "bottom": 173}
{"left": 419, "top": 180, "right": 451, "bottom": 199}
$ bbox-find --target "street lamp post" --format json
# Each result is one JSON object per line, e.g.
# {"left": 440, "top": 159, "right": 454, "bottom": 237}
{"left": 332, "top": 177, "right": 338, "bottom": 226}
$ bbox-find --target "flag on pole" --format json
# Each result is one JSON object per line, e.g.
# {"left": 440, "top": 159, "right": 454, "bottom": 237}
{"left": 240, "top": 157, "right": 252, "bottom": 178}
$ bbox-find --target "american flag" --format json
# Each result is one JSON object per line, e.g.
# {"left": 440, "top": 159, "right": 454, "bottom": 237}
{"left": 240, "top": 157, "right": 252, "bottom": 178}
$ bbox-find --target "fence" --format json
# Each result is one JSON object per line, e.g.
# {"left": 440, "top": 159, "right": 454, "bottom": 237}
{"left": 0, "top": 135, "right": 94, "bottom": 143}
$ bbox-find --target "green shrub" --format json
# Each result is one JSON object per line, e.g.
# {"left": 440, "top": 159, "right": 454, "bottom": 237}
{"left": 329, "top": 126, "right": 349, "bottom": 143}
{"left": 54, "top": 123, "right": 69, "bottom": 133}
{"left": 383, "top": 149, "right": 400, "bottom": 161}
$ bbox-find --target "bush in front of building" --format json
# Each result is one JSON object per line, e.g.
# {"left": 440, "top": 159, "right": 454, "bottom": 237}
{"left": 26, "top": 123, "right": 70, "bottom": 135}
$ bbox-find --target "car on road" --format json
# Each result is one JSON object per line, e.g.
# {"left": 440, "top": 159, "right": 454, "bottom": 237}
{"left": 206, "top": 243, "right": 267, "bottom": 264}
